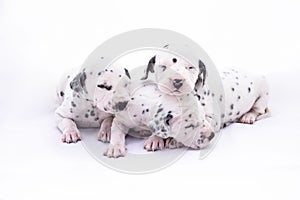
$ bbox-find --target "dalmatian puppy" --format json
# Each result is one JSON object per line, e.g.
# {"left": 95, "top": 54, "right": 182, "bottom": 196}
{"left": 95, "top": 54, "right": 214, "bottom": 158}
{"left": 144, "top": 51, "right": 270, "bottom": 132}
{"left": 55, "top": 67, "right": 115, "bottom": 143}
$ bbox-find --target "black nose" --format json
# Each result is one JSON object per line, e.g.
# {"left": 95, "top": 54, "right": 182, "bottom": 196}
{"left": 173, "top": 79, "right": 183, "bottom": 89}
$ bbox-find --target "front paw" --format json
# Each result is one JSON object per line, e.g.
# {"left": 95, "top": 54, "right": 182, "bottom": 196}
{"left": 103, "top": 144, "right": 127, "bottom": 158}
{"left": 62, "top": 129, "right": 81, "bottom": 143}
{"left": 144, "top": 135, "right": 164, "bottom": 151}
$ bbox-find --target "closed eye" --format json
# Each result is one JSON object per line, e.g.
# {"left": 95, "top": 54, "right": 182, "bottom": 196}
{"left": 159, "top": 65, "right": 167, "bottom": 71}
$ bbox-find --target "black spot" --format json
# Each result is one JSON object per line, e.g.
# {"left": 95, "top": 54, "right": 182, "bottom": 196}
{"left": 248, "top": 87, "right": 251, "bottom": 93}
{"left": 229, "top": 112, "right": 232, "bottom": 116}
{"left": 76, "top": 115, "right": 79, "bottom": 118}
{"left": 133, "top": 115, "right": 137, "bottom": 117}
{"left": 161, "top": 127, "right": 167, "bottom": 132}
{"left": 266, "top": 92, "right": 269, "bottom": 95}
{"left": 230, "top": 104, "right": 234, "bottom": 110}
{"left": 221, "top": 114, "right": 225, "bottom": 118}
{"left": 235, "top": 82, "right": 239, "bottom": 86}
{"left": 70, "top": 108, "right": 73, "bottom": 113}
{"left": 212, "top": 93, "right": 215, "bottom": 97}
{"left": 110, "top": 69, "right": 113, "bottom": 73}
{"left": 97, "top": 84, "right": 112, "bottom": 91}
{"left": 236, "top": 111, "right": 240, "bottom": 115}
{"left": 219, "top": 95, "right": 223, "bottom": 102}
{"left": 85, "top": 113, "right": 89, "bottom": 118}
{"left": 204, "top": 91, "right": 207, "bottom": 95}
{"left": 165, "top": 114, "right": 173, "bottom": 125}
{"left": 60, "top": 91, "right": 64, "bottom": 97}
{"left": 157, "top": 108, "right": 163, "bottom": 113}
{"left": 237, "top": 96, "right": 241, "bottom": 100}
{"left": 89, "top": 71, "right": 93, "bottom": 75}
{"left": 71, "top": 101, "right": 76, "bottom": 107}
{"left": 185, "top": 124, "right": 196, "bottom": 129}
{"left": 90, "top": 110, "right": 95, "bottom": 116}
{"left": 94, "top": 117, "right": 99, "bottom": 121}
{"left": 207, "top": 90, "right": 210, "bottom": 96}
{"left": 208, "top": 132, "right": 215, "bottom": 140}
{"left": 189, "top": 114, "right": 192, "bottom": 118}
{"left": 168, "top": 111, "right": 172, "bottom": 114}
{"left": 172, "top": 58, "right": 177, "bottom": 63}
{"left": 98, "top": 72, "right": 102, "bottom": 76}
{"left": 113, "top": 101, "right": 129, "bottom": 111}
{"left": 142, "top": 110, "right": 145, "bottom": 114}
{"left": 119, "top": 75, "right": 122, "bottom": 77}
{"left": 195, "top": 94, "right": 201, "bottom": 100}
{"left": 250, "top": 82, "right": 253, "bottom": 85}
{"left": 131, "top": 97, "right": 134, "bottom": 100}
{"left": 231, "top": 87, "right": 235, "bottom": 92}
{"left": 146, "top": 109, "right": 149, "bottom": 112}
{"left": 141, "top": 103, "right": 144, "bottom": 106}
{"left": 67, "top": 75, "right": 70, "bottom": 79}
{"left": 201, "top": 103, "right": 206, "bottom": 106}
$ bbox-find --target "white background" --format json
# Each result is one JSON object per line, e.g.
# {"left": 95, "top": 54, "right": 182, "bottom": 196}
{"left": 1, "top": 0, "right": 300, "bottom": 199}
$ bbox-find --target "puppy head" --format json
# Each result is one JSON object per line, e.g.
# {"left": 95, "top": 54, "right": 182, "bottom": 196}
{"left": 142, "top": 51, "right": 207, "bottom": 95}
{"left": 94, "top": 65, "right": 131, "bottom": 114}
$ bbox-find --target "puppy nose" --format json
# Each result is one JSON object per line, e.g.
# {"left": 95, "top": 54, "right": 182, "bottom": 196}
{"left": 173, "top": 79, "right": 183, "bottom": 89}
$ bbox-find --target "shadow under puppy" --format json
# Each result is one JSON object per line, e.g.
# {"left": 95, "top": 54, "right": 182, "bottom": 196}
{"left": 95, "top": 52, "right": 214, "bottom": 158}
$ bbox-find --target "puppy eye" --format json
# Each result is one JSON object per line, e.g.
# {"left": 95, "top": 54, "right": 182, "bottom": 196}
{"left": 188, "top": 66, "right": 195, "bottom": 70}
{"left": 172, "top": 58, "right": 177, "bottom": 63}
{"left": 159, "top": 65, "right": 167, "bottom": 71}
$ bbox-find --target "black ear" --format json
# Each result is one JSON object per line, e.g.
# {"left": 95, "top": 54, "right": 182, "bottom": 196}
{"left": 70, "top": 71, "right": 87, "bottom": 93}
{"left": 124, "top": 68, "right": 131, "bottom": 79}
{"left": 141, "top": 56, "right": 156, "bottom": 80}
{"left": 195, "top": 60, "right": 207, "bottom": 89}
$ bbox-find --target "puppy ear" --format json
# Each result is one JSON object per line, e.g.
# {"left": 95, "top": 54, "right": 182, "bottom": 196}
{"left": 70, "top": 71, "right": 87, "bottom": 93}
{"left": 141, "top": 56, "right": 156, "bottom": 80}
{"left": 124, "top": 68, "right": 131, "bottom": 79}
{"left": 195, "top": 59, "right": 207, "bottom": 89}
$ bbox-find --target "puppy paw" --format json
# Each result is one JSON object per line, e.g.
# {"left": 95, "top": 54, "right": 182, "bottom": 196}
{"left": 62, "top": 129, "right": 81, "bottom": 143}
{"left": 189, "top": 126, "right": 214, "bottom": 149}
{"left": 103, "top": 144, "right": 127, "bottom": 158}
{"left": 238, "top": 111, "right": 258, "bottom": 124}
{"left": 165, "top": 138, "right": 183, "bottom": 149}
{"left": 144, "top": 135, "right": 164, "bottom": 151}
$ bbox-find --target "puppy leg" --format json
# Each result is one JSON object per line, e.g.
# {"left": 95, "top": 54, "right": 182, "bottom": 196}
{"left": 97, "top": 116, "right": 113, "bottom": 143}
{"left": 239, "top": 78, "right": 270, "bottom": 124}
{"left": 103, "top": 119, "right": 127, "bottom": 158}
{"left": 144, "top": 135, "right": 164, "bottom": 151}
{"left": 55, "top": 112, "right": 81, "bottom": 143}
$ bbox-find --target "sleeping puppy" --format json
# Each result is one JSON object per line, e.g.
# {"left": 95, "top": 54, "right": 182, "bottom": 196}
{"left": 95, "top": 53, "right": 213, "bottom": 158}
